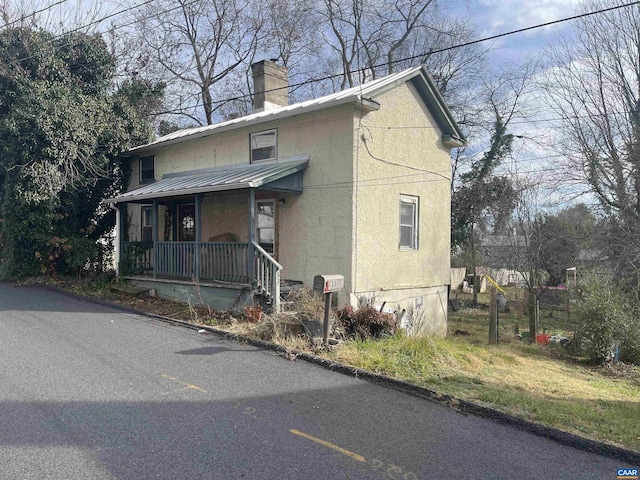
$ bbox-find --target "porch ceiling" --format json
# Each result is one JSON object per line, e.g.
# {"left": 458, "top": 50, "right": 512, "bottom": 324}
{"left": 104, "top": 159, "right": 308, "bottom": 203}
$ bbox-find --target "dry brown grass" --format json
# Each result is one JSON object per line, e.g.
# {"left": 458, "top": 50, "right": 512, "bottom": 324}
{"left": 49, "top": 277, "right": 640, "bottom": 452}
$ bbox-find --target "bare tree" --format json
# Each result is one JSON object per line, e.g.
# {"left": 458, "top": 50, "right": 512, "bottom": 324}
{"left": 134, "top": 0, "right": 266, "bottom": 125}
{"left": 318, "top": 0, "right": 440, "bottom": 88}
{"left": 452, "top": 61, "right": 539, "bottom": 306}
{"left": 542, "top": 0, "right": 640, "bottom": 289}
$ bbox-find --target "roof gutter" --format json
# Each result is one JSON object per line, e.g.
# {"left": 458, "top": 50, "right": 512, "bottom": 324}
{"left": 442, "top": 135, "right": 465, "bottom": 148}
{"left": 128, "top": 97, "right": 380, "bottom": 155}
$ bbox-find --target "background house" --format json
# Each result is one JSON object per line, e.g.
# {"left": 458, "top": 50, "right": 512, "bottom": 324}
{"left": 105, "top": 60, "right": 464, "bottom": 334}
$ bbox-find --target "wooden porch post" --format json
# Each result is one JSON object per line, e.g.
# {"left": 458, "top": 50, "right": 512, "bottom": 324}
{"left": 171, "top": 201, "right": 177, "bottom": 241}
{"left": 194, "top": 194, "right": 202, "bottom": 282}
{"left": 248, "top": 188, "right": 255, "bottom": 285}
{"left": 153, "top": 199, "right": 159, "bottom": 279}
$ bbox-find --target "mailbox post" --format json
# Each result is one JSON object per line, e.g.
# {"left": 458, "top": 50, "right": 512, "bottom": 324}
{"left": 313, "top": 274, "right": 344, "bottom": 347}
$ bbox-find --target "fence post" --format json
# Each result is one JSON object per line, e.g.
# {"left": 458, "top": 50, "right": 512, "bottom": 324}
{"left": 489, "top": 287, "right": 498, "bottom": 345}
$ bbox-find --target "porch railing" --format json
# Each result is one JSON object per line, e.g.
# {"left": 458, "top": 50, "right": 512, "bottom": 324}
{"left": 252, "top": 241, "right": 282, "bottom": 311}
{"left": 121, "top": 240, "right": 282, "bottom": 311}
{"left": 200, "top": 242, "right": 249, "bottom": 283}
{"left": 155, "top": 241, "right": 196, "bottom": 279}
{"left": 154, "top": 241, "right": 250, "bottom": 283}
{"left": 121, "top": 241, "right": 153, "bottom": 275}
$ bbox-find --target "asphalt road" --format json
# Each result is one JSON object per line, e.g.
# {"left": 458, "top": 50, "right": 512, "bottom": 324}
{"left": 0, "top": 284, "right": 634, "bottom": 479}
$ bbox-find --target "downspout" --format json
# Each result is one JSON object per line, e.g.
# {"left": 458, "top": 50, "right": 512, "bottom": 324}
{"left": 108, "top": 202, "right": 120, "bottom": 276}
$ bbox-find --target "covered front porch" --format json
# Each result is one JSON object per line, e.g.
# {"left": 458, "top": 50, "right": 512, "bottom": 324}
{"left": 106, "top": 159, "right": 309, "bottom": 311}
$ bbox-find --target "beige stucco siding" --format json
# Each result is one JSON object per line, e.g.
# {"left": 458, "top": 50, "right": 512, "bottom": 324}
{"left": 126, "top": 106, "right": 356, "bottom": 300}
{"left": 265, "top": 108, "right": 355, "bottom": 301}
{"left": 351, "top": 81, "right": 451, "bottom": 301}
{"left": 202, "top": 192, "right": 249, "bottom": 242}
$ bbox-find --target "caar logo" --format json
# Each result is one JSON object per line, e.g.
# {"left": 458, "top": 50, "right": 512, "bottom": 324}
{"left": 617, "top": 468, "right": 638, "bottom": 479}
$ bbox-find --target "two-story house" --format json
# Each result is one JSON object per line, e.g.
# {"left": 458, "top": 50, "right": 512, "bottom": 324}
{"left": 104, "top": 60, "right": 464, "bottom": 334}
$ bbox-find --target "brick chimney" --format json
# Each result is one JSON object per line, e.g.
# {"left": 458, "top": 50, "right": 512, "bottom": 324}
{"left": 251, "top": 60, "right": 288, "bottom": 113}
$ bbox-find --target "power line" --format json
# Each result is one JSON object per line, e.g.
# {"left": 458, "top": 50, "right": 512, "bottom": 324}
{"left": 0, "top": 0, "right": 70, "bottom": 30}
{"left": 0, "top": 0, "right": 195, "bottom": 69}
{"left": 363, "top": 108, "right": 640, "bottom": 131}
{"left": 1, "top": 0, "right": 637, "bottom": 137}
{"left": 153, "top": 0, "right": 640, "bottom": 117}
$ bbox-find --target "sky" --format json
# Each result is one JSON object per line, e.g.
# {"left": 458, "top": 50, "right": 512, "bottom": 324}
{"left": 9, "top": 0, "right": 605, "bottom": 209}
{"left": 447, "top": 0, "right": 597, "bottom": 210}
{"left": 468, "top": 0, "right": 580, "bottom": 53}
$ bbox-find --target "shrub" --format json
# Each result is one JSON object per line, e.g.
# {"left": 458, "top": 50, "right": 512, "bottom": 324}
{"left": 335, "top": 304, "right": 396, "bottom": 339}
{"left": 572, "top": 277, "right": 640, "bottom": 365}
{"left": 35, "top": 236, "right": 105, "bottom": 278}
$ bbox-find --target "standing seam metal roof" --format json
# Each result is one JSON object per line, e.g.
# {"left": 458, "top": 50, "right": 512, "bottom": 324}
{"left": 104, "top": 160, "right": 308, "bottom": 203}
{"left": 126, "top": 66, "right": 463, "bottom": 154}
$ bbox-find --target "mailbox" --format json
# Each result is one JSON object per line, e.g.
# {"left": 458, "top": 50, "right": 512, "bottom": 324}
{"left": 313, "top": 274, "right": 344, "bottom": 294}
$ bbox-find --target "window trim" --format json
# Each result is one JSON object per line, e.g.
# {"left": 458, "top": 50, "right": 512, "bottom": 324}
{"left": 177, "top": 203, "right": 196, "bottom": 242}
{"left": 141, "top": 206, "right": 153, "bottom": 243}
{"left": 139, "top": 155, "right": 155, "bottom": 184}
{"left": 399, "top": 195, "right": 419, "bottom": 250}
{"left": 256, "top": 199, "right": 276, "bottom": 255}
{"left": 250, "top": 129, "right": 278, "bottom": 163}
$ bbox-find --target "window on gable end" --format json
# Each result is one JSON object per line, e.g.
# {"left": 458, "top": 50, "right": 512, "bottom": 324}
{"left": 140, "top": 156, "right": 155, "bottom": 183}
{"left": 399, "top": 195, "right": 419, "bottom": 250}
{"left": 250, "top": 129, "right": 277, "bottom": 162}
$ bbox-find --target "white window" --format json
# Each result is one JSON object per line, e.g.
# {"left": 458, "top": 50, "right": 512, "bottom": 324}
{"left": 399, "top": 195, "right": 419, "bottom": 249}
{"left": 140, "top": 156, "right": 155, "bottom": 183}
{"left": 256, "top": 199, "right": 275, "bottom": 254}
{"left": 142, "top": 206, "right": 154, "bottom": 242}
{"left": 250, "top": 129, "right": 277, "bottom": 162}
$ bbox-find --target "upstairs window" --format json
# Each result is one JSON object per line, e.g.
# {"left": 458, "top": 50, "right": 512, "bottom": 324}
{"left": 250, "top": 129, "right": 277, "bottom": 162}
{"left": 399, "top": 195, "right": 419, "bottom": 250}
{"left": 140, "top": 156, "right": 155, "bottom": 183}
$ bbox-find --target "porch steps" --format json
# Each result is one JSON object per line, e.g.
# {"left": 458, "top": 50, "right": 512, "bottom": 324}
{"left": 110, "top": 283, "right": 153, "bottom": 297}
{"left": 280, "top": 279, "right": 304, "bottom": 295}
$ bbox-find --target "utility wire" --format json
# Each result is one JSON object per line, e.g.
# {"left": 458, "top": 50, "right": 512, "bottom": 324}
{"left": 0, "top": 0, "right": 195, "bottom": 68}
{"left": 153, "top": 0, "right": 640, "bottom": 116}
{"left": 0, "top": 0, "right": 636, "bottom": 120}
{"left": 0, "top": 0, "right": 70, "bottom": 30}
{"left": 363, "top": 109, "right": 640, "bottom": 131}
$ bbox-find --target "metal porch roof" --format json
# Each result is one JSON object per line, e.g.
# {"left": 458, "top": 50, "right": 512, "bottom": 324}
{"left": 104, "top": 159, "right": 308, "bottom": 203}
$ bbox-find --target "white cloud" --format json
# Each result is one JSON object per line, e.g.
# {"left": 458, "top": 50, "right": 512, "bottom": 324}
{"left": 476, "top": 0, "right": 581, "bottom": 35}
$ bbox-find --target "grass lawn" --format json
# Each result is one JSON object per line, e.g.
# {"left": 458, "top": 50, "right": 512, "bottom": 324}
{"left": 328, "top": 289, "right": 640, "bottom": 453}
{"left": 45, "top": 278, "right": 640, "bottom": 453}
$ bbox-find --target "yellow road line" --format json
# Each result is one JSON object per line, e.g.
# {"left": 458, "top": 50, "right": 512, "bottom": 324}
{"left": 162, "top": 373, "right": 207, "bottom": 393}
{"left": 290, "top": 429, "right": 366, "bottom": 463}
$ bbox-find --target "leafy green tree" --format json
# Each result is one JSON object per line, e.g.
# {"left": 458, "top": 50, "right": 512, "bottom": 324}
{"left": 531, "top": 204, "right": 596, "bottom": 286}
{"left": 573, "top": 275, "right": 640, "bottom": 365}
{"left": 451, "top": 64, "right": 536, "bottom": 305}
{"left": 451, "top": 116, "right": 517, "bottom": 304}
{"left": 0, "top": 27, "right": 162, "bottom": 279}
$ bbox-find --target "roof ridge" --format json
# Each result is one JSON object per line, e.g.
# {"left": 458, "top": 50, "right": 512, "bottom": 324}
{"left": 129, "top": 66, "right": 425, "bottom": 154}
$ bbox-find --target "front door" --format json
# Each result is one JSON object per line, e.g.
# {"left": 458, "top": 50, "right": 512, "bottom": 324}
{"left": 256, "top": 199, "right": 276, "bottom": 256}
{"left": 178, "top": 204, "right": 195, "bottom": 241}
